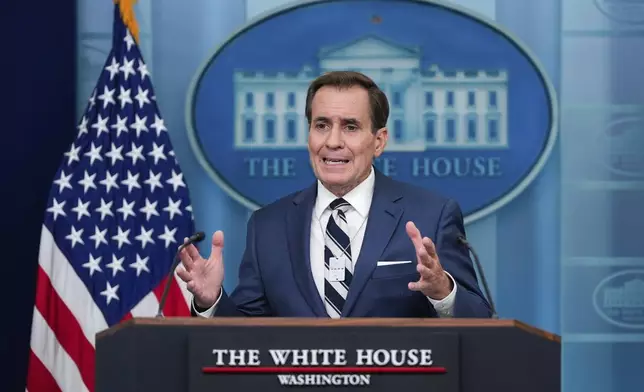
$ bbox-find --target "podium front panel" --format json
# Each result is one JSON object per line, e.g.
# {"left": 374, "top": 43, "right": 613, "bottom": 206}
{"left": 188, "top": 326, "right": 460, "bottom": 391}
{"left": 95, "top": 318, "right": 560, "bottom": 392}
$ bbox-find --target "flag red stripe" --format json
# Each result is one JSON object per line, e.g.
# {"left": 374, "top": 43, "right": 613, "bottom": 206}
{"left": 153, "top": 276, "right": 190, "bottom": 316}
{"left": 120, "top": 312, "right": 133, "bottom": 322}
{"left": 34, "top": 266, "right": 95, "bottom": 391}
{"left": 27, "top": 350, "right": 63, "bottom": 392}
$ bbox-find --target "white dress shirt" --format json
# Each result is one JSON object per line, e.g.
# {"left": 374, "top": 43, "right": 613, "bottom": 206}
{"left": 193, "top": 167, "right": 457, "bottom": 317}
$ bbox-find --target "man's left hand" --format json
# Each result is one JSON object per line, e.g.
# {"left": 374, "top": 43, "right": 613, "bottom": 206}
{"left": 405, "top": 221, "right": 453, "bottom": 299}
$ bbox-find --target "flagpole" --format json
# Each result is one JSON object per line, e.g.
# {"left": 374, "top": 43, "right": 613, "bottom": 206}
{"left": 114, "top": 0, "right": 140, "bottom": 44}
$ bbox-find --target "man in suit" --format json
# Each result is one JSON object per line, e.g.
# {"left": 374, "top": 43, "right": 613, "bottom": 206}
{"left": 177, "top": 71, "right": 492, "bottom": 318}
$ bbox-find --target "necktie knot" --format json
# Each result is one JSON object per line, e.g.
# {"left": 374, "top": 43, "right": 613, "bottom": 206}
{"left": 330, "top": 198, "right": 350, "bottom": 211}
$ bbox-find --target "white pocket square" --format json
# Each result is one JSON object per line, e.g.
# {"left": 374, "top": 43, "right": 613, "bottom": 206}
{"left": 377, "top": 260, "right": 412, "bottom": 266}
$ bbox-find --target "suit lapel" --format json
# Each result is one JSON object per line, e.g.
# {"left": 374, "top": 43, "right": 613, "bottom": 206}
{"left": 343, "top": 171, "right": 403, "bottom": 316}
{"left": 286, "top": 184, "right": 328, "bottom": 317}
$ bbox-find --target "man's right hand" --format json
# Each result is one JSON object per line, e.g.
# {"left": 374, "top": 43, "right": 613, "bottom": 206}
{"left": 176, "top": 230, "right": 225, "bottom": 309}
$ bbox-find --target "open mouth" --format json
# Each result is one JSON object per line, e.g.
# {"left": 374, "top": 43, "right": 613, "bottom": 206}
{"left": 323, "top": 158, "right": 350, "bottom": 165}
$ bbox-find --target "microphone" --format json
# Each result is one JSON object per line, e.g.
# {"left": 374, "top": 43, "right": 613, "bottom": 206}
{"left": 456, "top": 235, "right": 498, "bottom": 319}
{"left": 156, "top": 231, "right": 206, "bottom": 318}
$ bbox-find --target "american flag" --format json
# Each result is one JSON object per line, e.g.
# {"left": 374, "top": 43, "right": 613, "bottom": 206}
{"left": 26, "top": 4, "right": 194, "bottom": 391}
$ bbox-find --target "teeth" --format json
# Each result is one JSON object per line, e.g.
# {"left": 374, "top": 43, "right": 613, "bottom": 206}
{"left": 324, "top": 159, "right": 347, "bottom": 165}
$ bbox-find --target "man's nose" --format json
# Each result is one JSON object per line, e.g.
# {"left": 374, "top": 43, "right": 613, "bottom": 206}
{"left": 325, "top": 126, "right": 343, "bottom": 148}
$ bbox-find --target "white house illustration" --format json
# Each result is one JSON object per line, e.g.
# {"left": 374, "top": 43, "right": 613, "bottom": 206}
{"left": 603, "top": 279, "right": 644, "bottom": 308}
{"left": 232, "top": 35, "right": 508, "bottom": 151}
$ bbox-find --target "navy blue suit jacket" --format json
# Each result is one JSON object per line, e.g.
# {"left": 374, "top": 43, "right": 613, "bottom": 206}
{"left": 204, "top": 169, "right": 492, "bottom": 318}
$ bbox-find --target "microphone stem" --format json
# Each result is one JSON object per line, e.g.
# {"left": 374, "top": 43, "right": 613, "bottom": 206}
{"left": 156, "top": 245, "right": 186, "bottom": 318}
{"left": 155, "top": 232, "right": 205, "bottom": 318}
{"left": 467, "top": 243, "right": 497, "bottom": 318}
{"left": 459, "top": 237, "right": 498, "bottom": 319}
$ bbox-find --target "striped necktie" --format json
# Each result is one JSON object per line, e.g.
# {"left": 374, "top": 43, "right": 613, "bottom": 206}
{"left": 324, "top": 198, "right": 353, "bottom": 318}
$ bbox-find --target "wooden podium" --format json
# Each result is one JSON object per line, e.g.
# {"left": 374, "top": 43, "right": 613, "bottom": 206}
{"left": 95, "top": 318, "right": 560, "bottom": 391}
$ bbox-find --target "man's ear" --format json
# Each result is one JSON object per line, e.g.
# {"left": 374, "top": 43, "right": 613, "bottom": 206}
{"left": 374, "top": 127, "right": 388, "bottom": 157}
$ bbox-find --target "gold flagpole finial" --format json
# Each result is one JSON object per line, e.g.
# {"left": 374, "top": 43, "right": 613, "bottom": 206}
{"left": 114, "top": 0, "right": 140, "bottom": 44}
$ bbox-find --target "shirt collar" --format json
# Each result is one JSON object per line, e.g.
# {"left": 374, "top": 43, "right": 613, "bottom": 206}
{"left": 314, "top": 166, "right": 375, "bottom": 220}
